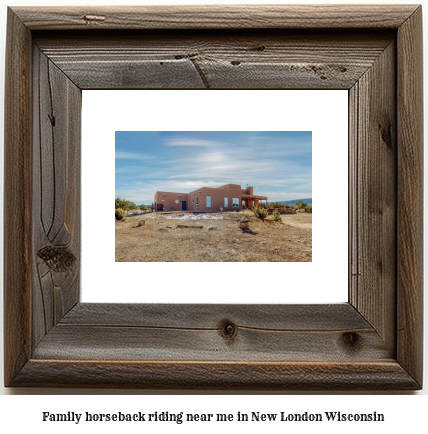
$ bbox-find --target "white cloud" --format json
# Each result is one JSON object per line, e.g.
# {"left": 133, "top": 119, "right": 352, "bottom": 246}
{"left": 164, "top": 138, "right": 223, "bottom": 147}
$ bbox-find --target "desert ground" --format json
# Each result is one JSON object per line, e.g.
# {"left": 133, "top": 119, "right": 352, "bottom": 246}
{"left": 115, "top": 211, "right": 312, "bottom": 262}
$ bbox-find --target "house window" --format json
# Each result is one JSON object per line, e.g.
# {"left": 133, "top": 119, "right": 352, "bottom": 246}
{"left": 233, "top": 198, "right": 239, "bottom": 207}
{"left": 224, "top": 197, "right": 229, "bottom": 207}
{"left": 196, "top": 198, "right": 199, "bottom": 207}
{"left": 206, "top": 196, "right": 211, "bottom": 207}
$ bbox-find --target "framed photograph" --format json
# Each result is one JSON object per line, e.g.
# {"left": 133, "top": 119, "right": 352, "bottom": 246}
{"left": 4, "top": 5, "right": 423, "bottom": 389}
{"left": 113, "top": 129, "right": 313, "bottom": 263}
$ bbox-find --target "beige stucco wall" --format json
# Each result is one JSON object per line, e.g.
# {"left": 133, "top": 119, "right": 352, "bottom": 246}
{"left": 154, "top": 184, "right": 264, "bottom": 212}
{"left": 187, "top": 184, "right": 242, "bottom": 212}
{"left": 154, "top": 191, "right": 188, "bottom": 212}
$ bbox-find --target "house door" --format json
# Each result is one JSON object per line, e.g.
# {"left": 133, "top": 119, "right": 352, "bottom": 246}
{"left": 182, "top": 201, "right": 187, "bottom": 211}
{"left": 156, "top": 203, "right": 163, "bottom": 212}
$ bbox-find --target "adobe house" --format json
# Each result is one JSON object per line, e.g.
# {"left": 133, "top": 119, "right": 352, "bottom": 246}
{"left": 154, "top": 184, "right": 268, "bottom": 212}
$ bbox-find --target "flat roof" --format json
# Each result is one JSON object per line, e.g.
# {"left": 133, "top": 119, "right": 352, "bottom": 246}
{"left": 241, "top": 194, "right": 268, "bottom": 200}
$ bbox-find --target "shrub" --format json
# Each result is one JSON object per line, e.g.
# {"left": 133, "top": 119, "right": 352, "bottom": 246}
{"left": 295, "top": 201, "right": 308, "bottom": 210}
{"left": 128, "top": 201, "right": 138, "bottom": 211}
{"left": 253, "top": 206, "right": 268, "bottom": 220}
{"left": 305, "top": 205, "right": 312, "bottom": 213}
{"left": 115, "top": 197, "right": 129, "bottom": 210}
{"left": 115, "top": 208, "right": 126, "bottom": 220}
{"left": 115, "top": 197, "right": 137, "bottom": 212}
{"left": 272, "top": 209, "right": 282, "bottom": 221}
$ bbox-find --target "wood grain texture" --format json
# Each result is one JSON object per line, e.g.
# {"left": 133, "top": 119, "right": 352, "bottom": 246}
{"left": 33, "top": 304, "right": 391, "bottom": 362}
{"left": 396, "top": 6, "right": 423, "bottom": 387}
{"left": 31, "top": 47, "right": 81, "bottom": 348}
{"left": 3, "top": 8, "right": 32, "bottom": 387}
{"left": 60, "top": 303, "right": 371, "bottom": 329}
{"left": 349, "top": 40, "right": 396, "bottom": 352}
{"left": 34, "top": 31, "right": 393, "bottom": 90}
{"left": 11, "top": 5, "right": 419, "bottom": 30}
{"left": 3, "top": 6, "right": 423, "bottom": 390}
{"left": 12, "top": 360, "right": 419, "bottom": 390}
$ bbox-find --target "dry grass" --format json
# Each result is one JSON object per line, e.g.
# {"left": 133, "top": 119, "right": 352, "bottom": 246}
{"left": 116, "top": 211, "right": 311, "bottom": 262}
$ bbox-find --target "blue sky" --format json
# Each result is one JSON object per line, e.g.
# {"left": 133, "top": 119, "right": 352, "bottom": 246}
{"left": 115, "top": 131, "right": 312, "bottom": 205}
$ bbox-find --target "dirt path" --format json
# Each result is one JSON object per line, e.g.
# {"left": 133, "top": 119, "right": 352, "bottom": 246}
{"left": 116, "top": 211, "right": 312, "bottom": 262}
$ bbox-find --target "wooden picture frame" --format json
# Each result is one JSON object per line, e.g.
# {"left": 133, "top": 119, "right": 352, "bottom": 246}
{"left": 4, "top": 5, "right": 423, "bottom": 389}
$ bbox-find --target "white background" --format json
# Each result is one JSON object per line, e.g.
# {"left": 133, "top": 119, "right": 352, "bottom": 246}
{"left": 82, "top": 90, "right": 348, "bottom": 304}
{"left": 0, "top": 0, "right": 427, "bottom": 430}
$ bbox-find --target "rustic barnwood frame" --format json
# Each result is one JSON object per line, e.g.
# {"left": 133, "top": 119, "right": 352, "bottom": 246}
{"left": 4, "top": 5, "right": 423, "bottom": 389}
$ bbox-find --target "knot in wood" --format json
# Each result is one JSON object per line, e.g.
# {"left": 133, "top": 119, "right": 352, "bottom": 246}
{"left": 378, "top": 122, "right": 393, "bottom": 149}
{"left": 341, "top": 332, "right": 360, "bottom": 350}
{"left": 219, "top": 320, "right": 238, "bottom": 340}
{"left": 37, "top": 245, "right": 76, "bottom": 272}
{"left": 83, "top": 15, "right": 106, "bottom": 23}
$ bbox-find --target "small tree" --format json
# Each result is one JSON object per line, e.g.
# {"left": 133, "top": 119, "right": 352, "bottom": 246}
{"left": 115, "top": 197, "right": 139, "bottom": 214}
{"left": 128, "top": 201, "right": 138, "bottom": 211}
{"left": 115, "top": 197, "right": 129, "bottom": 210}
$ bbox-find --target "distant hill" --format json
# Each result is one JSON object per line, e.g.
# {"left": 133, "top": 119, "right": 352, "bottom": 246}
{"left": 270, "top": 198, "right": 312, "bottom": 206}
